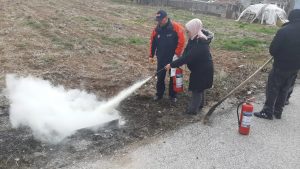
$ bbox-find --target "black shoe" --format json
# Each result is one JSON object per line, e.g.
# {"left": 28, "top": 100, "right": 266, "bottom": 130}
{"left": 183, "top": 110, "right": 197, "bottom": 115}
{"left": 274, "top": 114, "right": 282, "bottom": 119}
{"left": 274, "top": 112, "right": 282, "bottom": 119}
{"left": 285, "top": 100, "right": 289, "bottom": 105}
{"left": 170, "top": 97, "right": 177, "bottom": 103}
{"left": 153, "top": 96, "right": 162, "bottom": 101}
{"left": 254, "top": 111, "right": 273, "bottom": 120}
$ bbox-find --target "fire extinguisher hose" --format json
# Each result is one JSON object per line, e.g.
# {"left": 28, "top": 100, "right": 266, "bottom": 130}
{"left": 236, "top": 102, "right": 244, "bottom": 127}
{"left": 150, "top": 67, "right": 166, "bottom": 79}
{"left": 203, "top": 57, "right": 273, "bottom": 124}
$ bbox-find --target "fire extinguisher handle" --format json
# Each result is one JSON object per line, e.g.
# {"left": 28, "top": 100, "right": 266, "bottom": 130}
{"left": 236, "top": 102, "right": 244, "bottom": 127}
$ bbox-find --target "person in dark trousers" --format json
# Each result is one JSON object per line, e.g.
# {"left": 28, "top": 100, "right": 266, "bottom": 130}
{"left": 149, "top": 10, "right": 185, "bottom": 103}
{"left": 254, "top": 9, "right": 300, "bottom": 120}
{"left": 285, "top": 74, "right": 297, "bottom": 105}
{"left": 165, "top": 18, "right": 214, "bottom": 115}
{"left": 279, "top": 18, "right": 298, "bottom": 106}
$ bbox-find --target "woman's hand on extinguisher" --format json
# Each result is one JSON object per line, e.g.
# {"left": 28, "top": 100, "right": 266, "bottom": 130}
{"left": 165, "top": 64, "right": 171, "bottom": 71}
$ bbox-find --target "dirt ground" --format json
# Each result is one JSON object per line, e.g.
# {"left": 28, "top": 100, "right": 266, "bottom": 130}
{"left": 0, "top": 0, "right": 273, "bottom": 168}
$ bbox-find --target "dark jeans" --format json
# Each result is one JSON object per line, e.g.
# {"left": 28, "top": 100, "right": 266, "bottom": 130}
{"left": 156, "top": 65, "right": 176, "bottom": 98}
{"left": 188, "top": 90, "right": 205, "bottom": 113}
{"left": 262, "top": 68, "right": 298, "bottom": 115}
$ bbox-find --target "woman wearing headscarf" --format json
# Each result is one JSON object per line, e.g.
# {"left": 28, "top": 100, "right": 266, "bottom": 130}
{"left": 165, "top": 18, "right": 214, "bottom": 115}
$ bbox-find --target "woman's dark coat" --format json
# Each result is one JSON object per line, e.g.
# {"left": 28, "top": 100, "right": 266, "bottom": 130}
{"left": 170, "top": 30, "right": 214, "bottom": 92}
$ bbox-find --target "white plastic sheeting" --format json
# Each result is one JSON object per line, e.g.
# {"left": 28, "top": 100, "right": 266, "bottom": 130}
{"left": 236, "top": 4, "right": 288, "bottom": 26}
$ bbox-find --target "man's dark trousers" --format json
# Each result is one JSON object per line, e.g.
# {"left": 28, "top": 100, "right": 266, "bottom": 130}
{"left": 286, "top": 74, "right": 298, "bottom": 101}
{"left": 156, "top": 64, "right": 176, "bottom": 98}
{"left": 263, "top": 68, "right": 298, "bottom": 116}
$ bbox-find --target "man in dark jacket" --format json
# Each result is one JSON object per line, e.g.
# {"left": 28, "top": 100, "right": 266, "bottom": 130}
{"left": 254, "top": 9, "right": 300, "bottom": 120}
{"left": 149, "top": 10, "right": 185, "bottom": 102}
{"left": 166, "top": 18, "right": 214, "bottom": 115}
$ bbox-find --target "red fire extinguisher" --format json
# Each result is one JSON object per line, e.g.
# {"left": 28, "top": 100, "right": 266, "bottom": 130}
{"left": 173, "top": 68, "right": 183, "bottom": 93}
{"left": 236, "top": 99, "right": 254, "bottom": 135}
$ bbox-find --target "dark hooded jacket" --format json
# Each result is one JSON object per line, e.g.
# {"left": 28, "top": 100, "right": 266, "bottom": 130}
{"left": 270, "top": 9, "right": 300, "bottom": 71}
{"left": 170, "top": 30, "right": 214, "bottom": 92}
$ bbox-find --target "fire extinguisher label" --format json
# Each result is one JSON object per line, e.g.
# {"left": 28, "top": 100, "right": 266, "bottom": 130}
{"left": 241, "top": 112, "right": 252, "bottom": 127}
{"left": 170, "top": 68, "right": 176, "bottom": 77}
{"left": 176, "top": 76, "right": 183, "bottom": 88}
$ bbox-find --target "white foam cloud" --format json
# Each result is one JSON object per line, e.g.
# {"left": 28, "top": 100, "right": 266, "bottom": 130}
{"left": 5, "top": 74, "right": 150, "bottom": 144}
